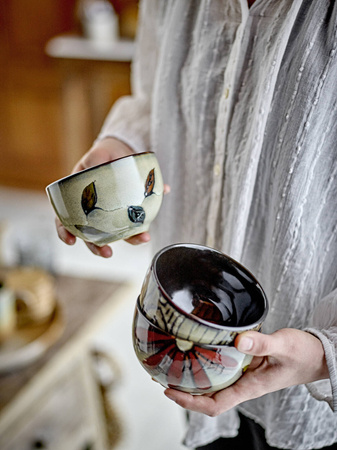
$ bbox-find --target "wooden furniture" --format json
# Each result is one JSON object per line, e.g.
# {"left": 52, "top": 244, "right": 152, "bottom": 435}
{"left": 0, "top": 0, "right": 78, "bottom": 190}
{"left": 0, "top": 1, "right": 136, "bottom": 191}
{"left": 0, "top": 274, "right": 134, "bottom": 450}
{"left": 45, "top": 36, "right": 134, "bottom": 176}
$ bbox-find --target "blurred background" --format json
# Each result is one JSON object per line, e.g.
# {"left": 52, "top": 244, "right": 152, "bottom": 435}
{"left": 0, "top": 1, "right": 186, "bottom": 449}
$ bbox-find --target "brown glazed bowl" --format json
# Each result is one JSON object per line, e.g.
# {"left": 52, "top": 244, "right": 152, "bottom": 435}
{"left": 132, "top": 243, "right": 268, "bottom": 394}
{"left": 46, "top": 152, "right": 164, "bottom": 246}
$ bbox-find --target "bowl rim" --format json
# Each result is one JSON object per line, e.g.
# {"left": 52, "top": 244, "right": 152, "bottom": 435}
{"left": 136, "top": 297, "right": 245, "bottom": 349}
{"left": 150, "top": 242, "right": 269, "bottom": 332}
{"left": 45, "top": 151, "right": 156, "bottom": 190}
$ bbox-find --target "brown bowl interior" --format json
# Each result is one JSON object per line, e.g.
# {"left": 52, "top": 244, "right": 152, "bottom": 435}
{"left": 153, "top": 244, "right": 268, "bottom": 329}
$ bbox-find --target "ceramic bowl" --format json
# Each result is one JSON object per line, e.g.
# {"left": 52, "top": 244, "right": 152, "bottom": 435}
{"left": 133, "top": 300, "right": 254, "bottom": 394}
{"left": 46, "top": 152, "right": 164, "bottom": 246}
{"left": 133, "top": 243, "right": 268, "bottom": 394}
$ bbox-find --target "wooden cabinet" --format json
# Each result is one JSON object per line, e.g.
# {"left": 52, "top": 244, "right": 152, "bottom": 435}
{"left": 47, "top": 50, "right": 133, "bottom": 178}
{"left": 0, "top": 275, "right": 133, "bottom": 450}
{"left": 1, "top": 353, "right": 109, "bottom": 450}
{"left": 0, "top": 1, "right": 136, "bottom": 191}
{"left": 0, "top": 63, "right": 65, "bottom": 190}
{"left": 0, "top": 0, "right": 78, "bottom": 190}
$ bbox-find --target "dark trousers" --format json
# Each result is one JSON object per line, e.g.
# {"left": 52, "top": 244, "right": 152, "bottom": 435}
{"left": 196, "top": 413, "right": 337, "bottom": 450}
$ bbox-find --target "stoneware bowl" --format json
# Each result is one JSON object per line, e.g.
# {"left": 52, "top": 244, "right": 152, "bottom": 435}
{"left": 46, "top": 152, "right": 164, "bottom": 246}
{"left": 132, "top": 243, "right": 268, "bottom": 394}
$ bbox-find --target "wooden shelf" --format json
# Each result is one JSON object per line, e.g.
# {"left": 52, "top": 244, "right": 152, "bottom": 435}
{"left": 45, "top": 35, "right": 135, "bottom": 62}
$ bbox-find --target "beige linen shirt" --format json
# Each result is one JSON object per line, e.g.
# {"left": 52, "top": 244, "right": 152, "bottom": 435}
{"left": 97, "top": 0, "right": 337, "bottom": 448}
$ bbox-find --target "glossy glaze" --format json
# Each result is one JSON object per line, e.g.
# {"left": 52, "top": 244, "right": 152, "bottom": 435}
{"left": 133, "top": 301, "right": 252, "bottom": 394}
{"left": 139, "top": 244, "right": 268, "bottom": 345}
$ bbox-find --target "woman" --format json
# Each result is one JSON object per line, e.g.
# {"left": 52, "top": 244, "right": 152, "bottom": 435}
{"left": 57, "top": 1, "right": 337, "bottom": 448}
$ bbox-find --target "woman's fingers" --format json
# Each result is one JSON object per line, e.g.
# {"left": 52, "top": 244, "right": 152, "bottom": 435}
{"left": 235, "top": 331, "right": 276, "bottom": 355}
{"left": 56, "top": 217, "right": 113, "bottom": 257}
{"left": 164, "top": 329, "right": 329, "bottom": 416}
{"left": 125, "top": 232, "right": 151, "bottom": 245}
{"left": 56, "top": 140, "right": 170, "bottom": 256}
{"left": 164, "top": 358, "right": 272, "bottom": 417}
{"left": 85, "top": 242, "right": 113, "bottom": 258}
{"left": 72, "top": 138, "right": 136, "bottom": 173}
{"left": 55, "top": 218, "right": 76, "bottom": 245}
{"left": 164, "top": 389, "right": 220, "bottom": 416}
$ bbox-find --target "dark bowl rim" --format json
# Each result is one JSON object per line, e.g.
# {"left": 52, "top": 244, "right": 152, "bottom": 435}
{"left": 150, "top": 242, "right": 269, "bottom": 332}
{"left": 136, "top": 297, "right": 255, "bottom": 348}
{"left": 45, "top": 151, "right": 155, "bottom": 190}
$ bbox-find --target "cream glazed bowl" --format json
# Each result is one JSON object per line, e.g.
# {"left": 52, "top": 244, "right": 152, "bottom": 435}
{"left": 46, "top": 152, "right": 164, "bottom": 246}
{"left": 133, "top": 243, "right": 269, "bottom": 394}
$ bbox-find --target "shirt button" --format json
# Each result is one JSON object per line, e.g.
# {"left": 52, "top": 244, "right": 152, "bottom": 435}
{"left": 213, "top": 163, "right": 221, "bottom": 176}
{"left": 224, "top": 87, "right": 230, "bottom": 99}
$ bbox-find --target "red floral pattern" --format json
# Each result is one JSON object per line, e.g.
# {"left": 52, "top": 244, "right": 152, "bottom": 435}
{"left": 133, "top": 308, "right": 239, "bottom": 392}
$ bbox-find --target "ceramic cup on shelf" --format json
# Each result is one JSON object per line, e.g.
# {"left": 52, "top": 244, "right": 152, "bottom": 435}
{"left": 132, "top": 243, "right": 269, "bottom": 395}
{"left": 46, "top": 152, "right": 164, "bottom": 247}
{"left": 78, "top": 0, "right": 119, "bottom": 44}
{"left": 5, "top": 267, "right": 56, "bottom": 326}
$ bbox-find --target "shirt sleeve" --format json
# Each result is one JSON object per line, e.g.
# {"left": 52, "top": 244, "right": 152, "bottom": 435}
{"left": 95, "top": 0, "right": 160, "bottom": 153}
{"left": 305, "top": 289, "right": 337, "bottom": 412}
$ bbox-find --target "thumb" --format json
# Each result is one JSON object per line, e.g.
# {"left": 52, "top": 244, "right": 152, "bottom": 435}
{"left": 235, "top": 330, "right": 277, "bottom": 357}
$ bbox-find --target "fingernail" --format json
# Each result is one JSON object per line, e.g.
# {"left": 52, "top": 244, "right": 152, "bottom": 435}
{"left": 101, "top": 247, "right": 113, "bottom": 258}
{"left": 142, "top": 233, "right": 151, "bottom": 242}
{"left": 238, "top": 337, "right": 253, "bottom": 352}
{"left": 164, "top": 391, "right": 176, "bottom": 401}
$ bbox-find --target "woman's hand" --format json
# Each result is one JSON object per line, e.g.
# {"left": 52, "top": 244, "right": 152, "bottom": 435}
{"left": 164, "top": 328, "right": 329, "bottom": 417}
{"left": 55, "top": 137, "right": 154, "bottom": 258}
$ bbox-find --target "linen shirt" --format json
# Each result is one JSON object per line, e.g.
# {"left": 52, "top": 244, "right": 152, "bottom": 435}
{"left": 97, "top": 0, "right": 337, "bottom": 448}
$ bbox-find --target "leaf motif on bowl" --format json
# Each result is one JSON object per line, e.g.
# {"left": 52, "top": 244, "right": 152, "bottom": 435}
{"left": 81, "top": 181, "right": 98, "bottom": 215}
{"left": 128, "top": 206, "right": 145, "bottom": 224}
{"left": 144, "top": 168, "right": 155, "bottom": 197}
